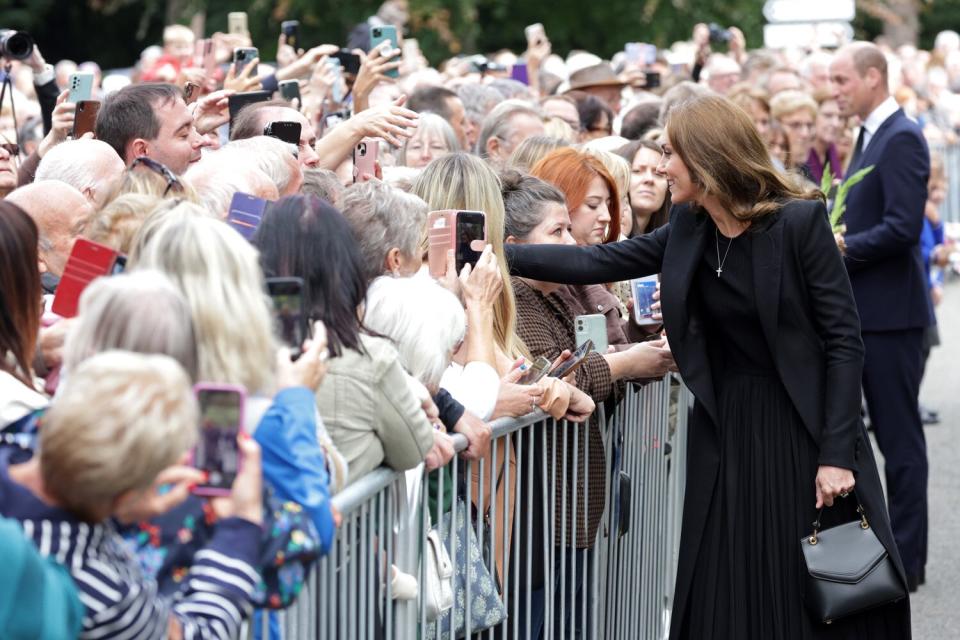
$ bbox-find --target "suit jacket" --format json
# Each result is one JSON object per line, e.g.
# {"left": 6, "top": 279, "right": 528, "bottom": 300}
{"left": 505, "top": 200, "right": 907, "bottom": 635}
{"left": 843, "top": 108, "right": 932, "bottom": 332}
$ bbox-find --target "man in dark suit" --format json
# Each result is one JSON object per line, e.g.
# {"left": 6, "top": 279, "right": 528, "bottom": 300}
{"left": 831, "top": 42, "right": 932, "bottom": 592}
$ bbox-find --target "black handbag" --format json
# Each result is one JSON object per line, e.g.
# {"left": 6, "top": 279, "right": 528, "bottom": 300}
{"left": 800, "top": 493, "right": 906, "bottom": 624}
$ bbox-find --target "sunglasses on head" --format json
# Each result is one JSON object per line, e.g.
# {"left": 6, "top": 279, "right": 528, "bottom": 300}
{"left": 130, "top": 156, "right": 183, "bottom": 197}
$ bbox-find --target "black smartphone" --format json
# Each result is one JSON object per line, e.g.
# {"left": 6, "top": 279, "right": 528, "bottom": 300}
{"left": 455, "top": 210, "right": 486, "bottom": 273}
{"left": 643, "top": 72, "right": 661, "bottom": 89}
{"left": 548, "top": 339, "right": 594, "bottom": 379}
{"left": 279, "top": 80, "right": 301, "bottom": 106}
{"left": 233, "top": 46, "right": 259, "bottom": 77}
{"left": 263, "top": 121, "right": 302, "bottom": 145}
{"left": 228, "top": 90, "right": 272, "bottom": 132}
{"left": 192, "top": 384, "right": 246, "bottom": 497}
{"left": 266, "top": 277, "right": 307, "bottom": 360}
{"left": 281, "top": 20, "right": 300, "bottom": 50}
{"left": 332, "top": 49, "right": 362, "bottom": 75}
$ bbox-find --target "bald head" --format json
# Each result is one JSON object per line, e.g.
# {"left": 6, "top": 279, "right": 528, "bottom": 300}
{"left": 35, "top": 139, "right": 125, "bottom": 209}
{"left": 6, "top": 181, "right": 94, "bottom": 277}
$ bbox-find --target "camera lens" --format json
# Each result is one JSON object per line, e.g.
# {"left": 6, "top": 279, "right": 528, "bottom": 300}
{"left": 0, "top": 30, "right": 34, "bottom": 61}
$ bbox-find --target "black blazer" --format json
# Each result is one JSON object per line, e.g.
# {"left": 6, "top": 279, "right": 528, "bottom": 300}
{"left": 843, "top": 108, "right": 932, "bottom": 332}
{"left": 505, "top": 199, "right": 906, "bottom": 633}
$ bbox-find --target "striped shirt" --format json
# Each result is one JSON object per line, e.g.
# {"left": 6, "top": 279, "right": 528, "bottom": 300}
{"left": 0, "top": 450, "right": 261, "bottom": 640}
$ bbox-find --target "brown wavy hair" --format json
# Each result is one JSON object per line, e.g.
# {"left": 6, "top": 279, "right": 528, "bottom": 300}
{"left": 664, "top": 94, "right": 823, "bottom": 220}
{"left": 0, "top": 201, "right": 42, "bottom": 386}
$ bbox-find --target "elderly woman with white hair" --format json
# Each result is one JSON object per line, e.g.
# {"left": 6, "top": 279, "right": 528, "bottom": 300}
{"left": 398, "top": 112, "right": 460, "bottom": 169}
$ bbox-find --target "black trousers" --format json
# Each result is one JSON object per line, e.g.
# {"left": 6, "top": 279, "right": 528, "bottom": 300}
{"left": 861, "top": 328, "right": 928, "bottom": 577}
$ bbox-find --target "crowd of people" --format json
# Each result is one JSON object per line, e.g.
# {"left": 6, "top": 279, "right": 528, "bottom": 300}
{"left": 0, "top": 1, "right": 955, "bottom": 638}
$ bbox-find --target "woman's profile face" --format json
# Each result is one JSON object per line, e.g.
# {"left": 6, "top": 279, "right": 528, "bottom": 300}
{"left": 569, "top": 176, "right": 612, "bottom": 245}
{"left": 655, "top": 129, "right": 697, "bottom": 205}
{"left": 520, "top": 201, "right": 576, "bottom": 247}
{"left": 405, "top": 129, "right": 451, "bottom": 169}
{"left": 629, "top": 146, "right": 668, "bottom": 216}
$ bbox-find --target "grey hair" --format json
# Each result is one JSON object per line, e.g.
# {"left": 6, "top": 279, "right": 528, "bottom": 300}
{"left": 186, "top": 154, "right": 275, "bottom": 218}
{"left": 221, "top": 136, "right": 300, "bottom": 195}
{"left": 363, "top": 275, "right": 465, "bottom": 388}
{"left": 476, "top": 100, "right": 545, "bottom": 157}
{"left": 64, "top": 269, "right": 199, "bottom": 380}
{"left": 499, "top": 169, "right": 566, "bottom": 240}
{"left": 301, "top": 168, "right": 344, "bottom": 206}
{"left": 457, "top": 83, "right": 502, "bottom": 126}
{"left": 340, "top": 181, "right": 429, "bottom": 283}
{"left": 398, "top": 113, "right": 460, "bottom": 167}
{"left": 659, "top": 81, "right": 712, "bottom": 123}
{"left": 35, "top": 139, "right": 119, "bottom": 198}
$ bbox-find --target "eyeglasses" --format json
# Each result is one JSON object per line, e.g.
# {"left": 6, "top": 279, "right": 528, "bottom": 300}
{"left": 130, "top": 156, "right": 183, "bottom": 197}
{"left": 782, "top": 121, "right": 814, "bottom": 132}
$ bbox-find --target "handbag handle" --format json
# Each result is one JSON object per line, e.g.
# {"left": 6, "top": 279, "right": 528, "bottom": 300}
{"left": 807, "top": 490, "right": 869, "bottom": 546}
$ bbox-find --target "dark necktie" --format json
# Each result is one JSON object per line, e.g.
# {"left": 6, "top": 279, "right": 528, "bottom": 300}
{"left": 849, "top": 126, "right": 866, "bottom": 169}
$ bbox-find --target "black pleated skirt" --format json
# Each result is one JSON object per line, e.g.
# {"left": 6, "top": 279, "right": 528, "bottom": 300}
{"left": 678, "top": 372, "right": 908, "bottom": 640}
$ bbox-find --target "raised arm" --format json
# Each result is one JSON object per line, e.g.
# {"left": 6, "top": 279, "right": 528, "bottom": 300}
{"left": 505, "top": 222, "right": 670, "bottom": 285}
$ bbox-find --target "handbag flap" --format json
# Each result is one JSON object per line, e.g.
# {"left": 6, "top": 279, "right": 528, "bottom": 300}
{"left": 426, "top": 530, "right": 453, "bottom": 579}
{"left": 801, "top": 520, "right": 888, "bottom": 584}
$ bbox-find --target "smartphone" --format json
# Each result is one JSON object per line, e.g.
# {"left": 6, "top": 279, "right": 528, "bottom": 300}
{"left": 575, "top": 314, "right": 608, "bottom": 356}
{"left": 510, "top": 62, "right": 529, "bottom": 85}
{"left": 192, "top": 383, "right": 246, "bottom": 497}
{"left": 370, "top": 25, "right": 400, "bottom": 78}
{"left": 281, "top": 20, "right": 300, "bottom": 50}
{"left": 548, "top": 339, "right": 594, "bottom": 379}
{"left": 455, "top": 210, "right": 486, "bottom": 273}
{"left": 226, "top": 192, "right": 269, "bottom": 241}
{"left": 519, "top": 355, "right": 552, "bottom": 385}
{"left": 279, "top": 79, "right": 301, "bottom": 106}
{"left": 228, "top": 11, "right": 249, "bottom": 36}
{"left": 326, "top": 59, "right": 344, "bottom": 103}
{"left": 67, "top": 71, "right": 94, "bottom": 103}
{"left": 71, "top": 100, "right": 100, "bottom": 138}
{"left": 332, "top": 49, "right": 362, "bottom": 75}
{"left": 427, "top": 210, "right": 455, "bottom": 278}
{"left": 51, "top": 238, "right": 121, "bottom": 318}
{"left": 631, "top": 275, "right": 660, "bottom": 326}
{"left": 233, "top": 47, "right": 259, "bottom": 78}
{"left": 352, "top": 138, "right": 378, "bottom": 183}
{"left": 228, "top": 90, "right": 272, "bottom": 131}
{"left": 525, "top": 23, "right": 546, "bottom": 46}
{"left": 266, "top": 277, "right": 307, "bottom": 360}
{"left": 263, "top": 120, "right": 301, "bottom": 146}
{"left": 199, "top": 38, "right": 217, "bottom": 77}
{"left": 618, "top": 471, "right": 632, "bottom": 538}
{"left": 643, "top": 72, "right": 661, "bottom": 90}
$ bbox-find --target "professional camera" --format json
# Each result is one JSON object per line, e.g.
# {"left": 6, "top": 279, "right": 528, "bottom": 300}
{"left": 708, "top": 23, "right": 732, "bottom": 45}
{"left": 0, "top": 30, "right": 34, "bottom": 61}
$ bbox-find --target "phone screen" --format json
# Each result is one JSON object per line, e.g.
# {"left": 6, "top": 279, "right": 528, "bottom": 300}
{"left": 194, "top": 389, "right": 242, "bottom": 491}
{"left": 455, "top": 211, "right": 485, "bottom": 272}
{"left": 548, "top": 339, "right": 594, "bottom": 379}
{"left": 266, "top": 278, "right": 305, "bottom": 358}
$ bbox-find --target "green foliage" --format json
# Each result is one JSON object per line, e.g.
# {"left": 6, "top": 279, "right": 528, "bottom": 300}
{"left": 829, "top": 165, "right": 875, "bottom": 231}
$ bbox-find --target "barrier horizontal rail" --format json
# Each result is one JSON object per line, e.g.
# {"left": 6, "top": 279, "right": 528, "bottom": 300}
{"left": 252, "top": 375, "right": 689, "bottom": 640}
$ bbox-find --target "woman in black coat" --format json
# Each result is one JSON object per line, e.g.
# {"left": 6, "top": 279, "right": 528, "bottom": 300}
{"left": 505, "top": 95, "right": 910, "bottom": 639}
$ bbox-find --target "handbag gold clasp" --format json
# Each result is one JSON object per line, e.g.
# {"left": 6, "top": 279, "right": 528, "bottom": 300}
{"left": 857, "top": 504, "right": 870, "bottom": 529}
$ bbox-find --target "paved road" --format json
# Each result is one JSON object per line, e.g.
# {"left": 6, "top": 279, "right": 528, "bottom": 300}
{"left": 907, "top": 281, "right": 959, "bottom": 639}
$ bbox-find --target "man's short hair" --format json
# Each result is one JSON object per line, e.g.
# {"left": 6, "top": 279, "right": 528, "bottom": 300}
{"left": 406, "top": 86, "right": 458, "bottom": 120}
{"left": 230, "top": 100, "right": 294, "bottom": 141}
{"left": 95, "top": 83, "right": 182, "bottom": 162}
{"left": 620, "top": 101, "right": 662, "bottom": 140}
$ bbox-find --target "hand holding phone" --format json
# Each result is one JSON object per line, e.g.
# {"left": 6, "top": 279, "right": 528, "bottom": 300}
{"left": 352, "top": 138, "right": 378, "bottom": 183}
{"left": 233, "top": 47, "right": 259, "bottom": 78}
{"left": 281, "top": 20, "right": 300, "bottom": 50}
{"left": 191, "top": 384, "right": 246, "bottom": 497}
{"left": 370, "top": 26, "right": 400, "bottom": 78}
{"left": 548, "top": 339, "right": 594, "bottom": 379}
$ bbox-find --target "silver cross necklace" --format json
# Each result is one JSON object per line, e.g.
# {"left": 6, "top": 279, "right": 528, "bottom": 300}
{"left": 715, "top": 228, "right": 734, "bottom": 277}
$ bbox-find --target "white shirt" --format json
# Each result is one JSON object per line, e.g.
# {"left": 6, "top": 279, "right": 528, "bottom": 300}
{"left": 860, "top": 96, "right": 900, "bottom": 152}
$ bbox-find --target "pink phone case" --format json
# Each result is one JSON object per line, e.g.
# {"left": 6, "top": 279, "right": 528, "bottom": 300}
{"left": 352, "top": 138, "right": 378, "bottom": 182}
{"left": 191, "top": 382, "right": 246, "bottom": 497}
{"left": 427, "top": 210, "right": 456, "bottom": 277}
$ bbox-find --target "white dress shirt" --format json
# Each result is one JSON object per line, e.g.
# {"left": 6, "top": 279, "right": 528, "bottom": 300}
{"left": 859, "top": 96, "right": 900, "bottom": 152}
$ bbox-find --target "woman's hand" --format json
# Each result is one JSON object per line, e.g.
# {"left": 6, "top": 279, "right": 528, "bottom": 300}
{"left": 211, "top": 434, "right": 264, "bottom": 525}
{"left": 276, "top": 320, "right": 330, "bottom": 391}
{"left": 563, "top": 385, "right": 596, "bottom": 422}
{"left": 352, "top": 44, "right": 402, "bottom": 112}
{"left": 424, "top": 430, "right": 456, "bottom": 471}
{"left": 815, "top": 465, "right": 856, "bottom": 508}
{"left": 453, "top": 411, "right": 492, "bottom": 460}
{"left": 459, "top": 245, "right": 502, "bottom": 308}
{"left": 114, "top": 462, "right": 206, "bottom": 524}
{"left": 620, "top": 338, "right": 674, "bottom": 379}
{"left": 223, "top": 57, "right": 262, "bottom": 93}
{"left": 494, "top": 364, "right": 545, "bottom": 418}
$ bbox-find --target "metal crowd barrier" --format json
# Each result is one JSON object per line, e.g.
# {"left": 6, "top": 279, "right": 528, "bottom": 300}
{"left": 253, "top": 375, "right": 690, "bottom": 639}
{"left": 932, "top": 142, "right": 960, "bottom": 225}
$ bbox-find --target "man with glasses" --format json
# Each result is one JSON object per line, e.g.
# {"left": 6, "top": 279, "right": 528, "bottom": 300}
{"left": 95, "top": 83, "right": 209, "bottom": 175}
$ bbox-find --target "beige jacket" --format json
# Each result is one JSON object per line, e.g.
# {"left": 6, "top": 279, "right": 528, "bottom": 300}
{"left": 316, "top": 334, "right": 433, "bottom": 485}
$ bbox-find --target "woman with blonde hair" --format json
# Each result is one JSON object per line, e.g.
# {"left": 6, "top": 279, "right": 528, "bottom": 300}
{"left": 506, "top": 135, "right": 569, "bottom": 172}
{"left": 83, "top": 193, "right": 163, "bottom": 254}
{"left": 398, "top": 112, "right": 460, "bottom": 169}
{"left": 506, "top": 94, "right": 908, "bottom": 639}
{"left": 770, "top": 89, "right": 818, "bottom": 177}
